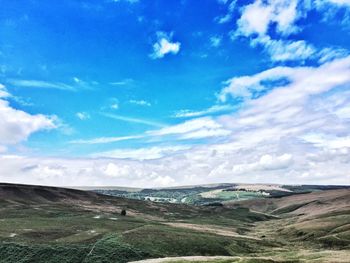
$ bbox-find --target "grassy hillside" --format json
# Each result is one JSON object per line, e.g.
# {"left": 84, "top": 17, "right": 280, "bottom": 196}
{"left": 0, "top": 183, "right": 349, "bottom": 262}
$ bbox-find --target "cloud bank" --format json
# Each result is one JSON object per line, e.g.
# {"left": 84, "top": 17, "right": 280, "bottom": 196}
{"left": 1, "top": 56, "right": 350, "bottom": 186}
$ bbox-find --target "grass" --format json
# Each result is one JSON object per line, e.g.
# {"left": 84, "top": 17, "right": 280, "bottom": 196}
{"left": 0, "top": 235, "right": 149, "bottom": 263}
{"left": 121, "top": 224, "right": 234, "bottom": 257}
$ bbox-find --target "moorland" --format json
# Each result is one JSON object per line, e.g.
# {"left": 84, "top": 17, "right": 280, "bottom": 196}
{"left": 0, "top": 183, "right": 349, "bottom": 263}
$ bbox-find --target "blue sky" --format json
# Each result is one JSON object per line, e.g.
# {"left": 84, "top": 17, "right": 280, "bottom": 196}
{"left": 0, "top": 0, "right": 350, "bottom": 187}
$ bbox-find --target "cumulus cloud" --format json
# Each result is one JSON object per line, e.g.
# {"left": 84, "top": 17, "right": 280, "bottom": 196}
{"left": 236, "top": 0, "right": 301, "bottom": 37}
{"left": 150, "top": 32, "right": 181, "bottom": 59}
{"left": 232, "top": 0, "right": 319, "bottom": 62}
{"left": 232, "top": 0, "right": 350, "bottom": 62}
{"left": 0, "top": 84, "right": 56, "bottom": 148}
{"left": 0, "top": 155, "right": 180, "bottom": 187}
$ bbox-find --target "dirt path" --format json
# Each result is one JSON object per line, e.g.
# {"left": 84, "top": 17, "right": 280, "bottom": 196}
{"left": 162, "top": 222, "right": 261, "bottom": 240}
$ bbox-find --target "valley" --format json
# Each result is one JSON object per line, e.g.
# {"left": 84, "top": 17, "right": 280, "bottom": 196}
{"left": 0, "top": 183, "right": 349, "bottom": 262}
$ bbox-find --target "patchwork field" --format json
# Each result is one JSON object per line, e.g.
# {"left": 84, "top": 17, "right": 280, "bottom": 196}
{"left": 88, "top": 183, "right": 347, "bottom": 205}
{"left": 0, "top": 183, "right": 349, "bottom": 262}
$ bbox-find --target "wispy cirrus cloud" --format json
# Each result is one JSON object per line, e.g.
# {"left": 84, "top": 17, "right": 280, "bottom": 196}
{"left": 111, "top": 0, "right": 139, "bottom": 4}
{"left": 8, "top": 77, "right": 98, "bottom": 91}
{"left": 215, "top": 0, "right": 237, "bottom": 24}
{"left": 129, "top": 99, "right": 151, "bottom": 106}
{"left": 173, "top": 105, "right": 235, "bottom": 118}
{"left": 101, "top": 113, "right": 166, "bottom": 128}
{"left": 8, "top": 79, "right": 76, "bottom": 91}
{"left": 109, "top": 78, "right": 134, "bottom": 86}
{"left": 71, "top": 116, "right": 231, "bottom": 145}
{"left": 148, "top": 117, "right": 231, "bottom": 139}
{"left": 70, "top": 134, "right": 145, "bottom": 144}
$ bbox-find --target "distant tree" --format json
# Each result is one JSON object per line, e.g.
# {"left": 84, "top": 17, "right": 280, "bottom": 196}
{"left": 121, "top": 209, "right": 126, "bottom": 216}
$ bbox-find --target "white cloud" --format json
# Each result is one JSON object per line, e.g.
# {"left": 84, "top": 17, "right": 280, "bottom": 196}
{"left": 232, "top": 0, "right": 320, "bottom": 62}
{"left": 236, "top": 1, "right": 273, "bottom": 36}
{"left": 95, "top": 145, "right": 191, "bottom": 160}
{"left": 323, "top": 0, "right": 350, "bottom": 6}
{"left": 218, "top": 56, "right": 350, "bottom": 150}
{"left": 210, "top": 36, "right": 222, "bottom": 47}
{"left": 217, "top": 13, "right": 232, "bottom": 24}
{"left": 111, "top": 103, "right": 119, "bottom": 110}
{"left": 76, "top": 112, "right": 90, "bottom": 120}
{"left": 219, "top": 56, "right": 350, "bottom": 102}
{"left": 236, "top": 0, "right": 300, "bottom": 37}
{"left": 109, "top": 78, "right": 134, "bottom": 86}
{"left": 318, "top": 47, "right": 350, "bottom": 63}
{"left": 148, "top": 117, "right": 231, "bottom": 139}
{"left": 104, "top": 163, "right": 131, "bottom": 178}
{"left": 215, "top": 0, "right": 237, "bottom": 24}
{"left": 233, "top": 0, "right": 350, "bottom": 63}
{"left": 8, "top": 79, "right": 75, "bottom": 91}
{"left": 102, "top": 113, "right": 165, "bottom": 128}
{"left": 179, "top": 128, "right": 231, "bottom": 140}
{"left": 129, "top": 99, "right": 151, "bottom": 106}
{"left": 232, "top": 154, "right": 293, "bottom": 174}
{"left": 2, "top": 57, "right": 350, "bottom": 187}
{"left": 150, "top": 32, "right": 181, "bottom": 59}
{"left": 70, "top": 116, "right": 231, "bottom": 146}
{"left": 173, "top": 105, "right": 235, "bottom": 118}
{"left": 0, "top": 84, "right": 56, "bottom": 147}
{"left": 219, "top": 66, "right": 294, "bottom": 101}
{"left": 70, "top": 134, "right": 144, "bottom": 144}
{"left": 2, "top": 57, "right": 350, "bottom": 186}
{"left": 112, "top": 0, "right": 139, "bottom": 3}
{"left": 252, "top": 36, "right": 316, "bottom": 62}
{"left": 302, "top": 134, "right": 350, "bottom": 149}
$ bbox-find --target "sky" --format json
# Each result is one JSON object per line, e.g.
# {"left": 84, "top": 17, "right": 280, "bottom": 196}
{"left": 0, "top": 0, "right": 350, "bottom": 187}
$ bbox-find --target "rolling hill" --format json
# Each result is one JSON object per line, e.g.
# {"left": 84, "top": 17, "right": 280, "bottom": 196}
{"left": 0, "top": 183, "right": 349, "bottom": 263}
